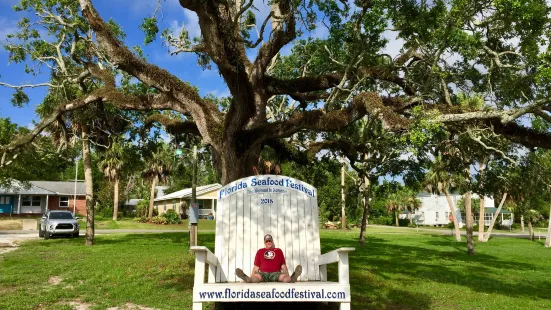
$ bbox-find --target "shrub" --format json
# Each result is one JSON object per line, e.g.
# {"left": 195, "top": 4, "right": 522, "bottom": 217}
{"left": 136, "top": 200, "right": 150, "bottom": 217}
{"left": 162, "top": 209, "right": 182, "bottom": 224}
{"left": 135, "top": 217, "right": 148, "bottom": 223}
{"left": 150, "top": 216, "right": 168, "bottom": 225}
{"left": 370, "top": 216, "right": 394, "bottom": 226}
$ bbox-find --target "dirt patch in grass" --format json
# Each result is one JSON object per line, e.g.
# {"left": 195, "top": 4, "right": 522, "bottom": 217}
{"left": 106, "top": 303, "right": 157, "bottom": 310}
{"left": 63, "top": 300, "right": 93, "bottom": 310}
{"left": 48, "top": 276, "right": 62, "bottom": 285}
{"left": 0, "top": 242, "right": 17, "bottom": 256}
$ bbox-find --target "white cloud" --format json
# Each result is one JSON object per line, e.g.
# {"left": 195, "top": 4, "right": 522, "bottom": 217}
{"left": 206, "top": 88, "right": 231, "bottom": 98}
{"left": 183, "top": 10, "right": 201, "bottom": 39}
{"left": 382, "top": 30, "right": 405, "bottom": 59}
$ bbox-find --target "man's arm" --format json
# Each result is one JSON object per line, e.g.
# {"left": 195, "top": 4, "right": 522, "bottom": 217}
{"left": 281, "top": 264, "right": 290, "bottom": 276}
{"left": 251, "top": 265, "right": 260, "bottom": 276}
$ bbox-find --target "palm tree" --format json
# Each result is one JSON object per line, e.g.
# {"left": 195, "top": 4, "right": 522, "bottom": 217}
{"left": 385, "top": 193, "right": 403, "bottom": 227}
{"left": 424, "top": 155, "right": 462, "bottom": 242}
{"left": 98, "top": 137, "right": 124, "bottom": 221}
{"left": 403, "top": 191, "right": 422, "bottom": 225}
{"left": 142, "top": 146, "right": 173, "bottom": 219}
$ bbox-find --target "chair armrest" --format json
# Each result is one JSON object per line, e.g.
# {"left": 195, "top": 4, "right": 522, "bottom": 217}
{"left": 318, "top": 247, "right": 355, "bottom": 266}
{"left": 190, "top": 246, "right": 218, "bottom": 266}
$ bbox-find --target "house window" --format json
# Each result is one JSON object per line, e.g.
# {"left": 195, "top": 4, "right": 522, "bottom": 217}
{"left": 445, "top": 212, "right": 449, "bottom": 219}
{"left": 22, "top": 196, "right": 41, "bottom": 207}
{"left": 435, "top": 212, "right": 439, "bottom": 220}
{"left": 59, "top": 196, "right": 69, "bottom": 208}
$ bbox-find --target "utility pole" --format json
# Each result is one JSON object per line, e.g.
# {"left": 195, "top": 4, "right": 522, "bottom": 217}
{"left": 73, "top": 158, "right": 79, "bottom": 215}
{"left": 190, "top": 145, "right": 198, "bottom": 247}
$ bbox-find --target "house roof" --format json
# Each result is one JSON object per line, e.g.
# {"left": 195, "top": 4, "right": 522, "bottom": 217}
{"left": 0, "top": 180, "right": 85, "bottom": 196}
{"left": 31, "top": 181, "right": 86, "bottom": 195}
{"left": 0, "top": 180, "right": 57, "bottom": 195}
{"left": 154, "top": 184, "right": 222, "bottom": 202}
{"left": 124, "top": 199, "right": 144, "bottom": 206}
{"left": 484, "top": 207, "right": 512, "bottom": 214}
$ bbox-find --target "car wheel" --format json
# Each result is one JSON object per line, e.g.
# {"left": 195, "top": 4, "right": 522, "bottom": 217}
{"left": 73, "top": 231, "right": 79, "bottom": 238}
{"left": 38, "top": 228, "right": 44, "bottom": 238}
{"left": 44, "top": 232, "right": 50, "bottom": 239}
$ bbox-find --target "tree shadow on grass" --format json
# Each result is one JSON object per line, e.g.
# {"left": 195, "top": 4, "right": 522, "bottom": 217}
{"left": 320, "top": 233, "right": 551, "bottom": 305}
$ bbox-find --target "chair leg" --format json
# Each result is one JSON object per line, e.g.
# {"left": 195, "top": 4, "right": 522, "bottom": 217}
{"left": 340, "top": 302, "right": 351, "bottom": 310}
{"left": 192, "top": 302, "right": 203, "bottom": 310}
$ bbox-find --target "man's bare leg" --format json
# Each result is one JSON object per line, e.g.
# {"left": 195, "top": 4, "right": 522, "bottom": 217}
{"left": 236, "top": 268, "right": 261, "bottom": 283}
{"left": 278, "top": 273, "right": 291, "bottom": 283}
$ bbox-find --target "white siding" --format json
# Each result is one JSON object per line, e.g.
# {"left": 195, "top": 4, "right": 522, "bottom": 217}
{"left": 215, "top": 175, "right": 319, "bottom": 282}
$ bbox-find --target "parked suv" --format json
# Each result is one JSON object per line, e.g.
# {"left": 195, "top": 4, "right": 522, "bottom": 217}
{"left": 39, "top": 210, "right": 80, "bottom": 239}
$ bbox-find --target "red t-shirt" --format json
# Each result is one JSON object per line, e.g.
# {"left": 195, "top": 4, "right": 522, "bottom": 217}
{"left": 254, "top": 248, "right": 286, "bottom": 272}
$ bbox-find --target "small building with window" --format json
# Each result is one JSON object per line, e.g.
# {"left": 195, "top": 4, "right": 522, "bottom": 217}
{"left": 153, "top": 184, "right": 221, "bottom": 219}
{"left": 0, "top": 181, "right": 86, "bottom": 216}
{"left": 400, "top": 192, "right": 498, "bottom": 228}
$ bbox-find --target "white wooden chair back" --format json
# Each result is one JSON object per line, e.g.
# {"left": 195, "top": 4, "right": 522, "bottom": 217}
{"left": 213, "top": 175, "right": 321, "bottom": 283}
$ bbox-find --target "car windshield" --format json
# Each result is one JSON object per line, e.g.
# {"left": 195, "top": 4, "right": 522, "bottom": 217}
{"left": 48, "top": 212, "right": 74, "bottom": 220}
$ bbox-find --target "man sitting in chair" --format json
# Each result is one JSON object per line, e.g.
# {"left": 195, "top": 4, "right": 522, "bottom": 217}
{"left": 236, "top": 234, "right": 302, "bottom": 283}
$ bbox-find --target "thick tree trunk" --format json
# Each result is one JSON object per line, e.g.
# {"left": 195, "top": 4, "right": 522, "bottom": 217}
{"left": 528, "top": 219, "right": 534, "bottom": 241}
{"left": 546, "top": 199, "right": 551, "bottom": 247}
{"left": 465, "top": 191, "right": 475, "bottom": 255}
{"left": 478, "top": 195, "right": 485, "bottom": 241}
{"left": 82, "top": 126, "right": 95, "bottom": 246}
{"left": 483, "top": 192, "right": 507, "bottom": 242}
{"left": 359, "top": 177, "right": 370, "bottom": 246}
{"left": 444, "top": 189, "right": 461, "bottom": 242}
{"left": 409, "top": 211, "right": 413, "bottom": 225}
{"left": 341, "top": 155, "right": 346, "bottom": 230}
{"left": 521, "top": 215, "right": 525, "bottom": 233}
{"left": 148, "top": 176, "right": 158, "bottom": 219}
{"left": 113, "top": 178, "right": 119, "bottom": 221}
{"left": 215, "top": 147, "right": 261, "bottom": 185}
{"left": 395, "top": 211, "right": 399, "bottom": 227}
{"left": 478, "top": 161, "right": 487, "bottom": 241}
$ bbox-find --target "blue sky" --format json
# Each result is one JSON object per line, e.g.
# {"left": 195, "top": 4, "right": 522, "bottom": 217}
{"left": 0, "top": 0, "right": 339, "bottom": 129}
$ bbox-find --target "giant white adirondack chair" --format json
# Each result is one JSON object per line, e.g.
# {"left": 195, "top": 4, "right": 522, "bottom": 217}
{"left": 191, "top": 175, "right": 354, "bottom": 309}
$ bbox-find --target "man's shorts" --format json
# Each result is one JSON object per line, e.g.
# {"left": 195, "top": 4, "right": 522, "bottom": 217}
{"left": 259, "top": 271, "right": 282, "bottom": 282}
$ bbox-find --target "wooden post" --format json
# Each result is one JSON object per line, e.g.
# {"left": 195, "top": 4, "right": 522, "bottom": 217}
{"left": 190, "top": 145, "right": 198, "bottom": 247}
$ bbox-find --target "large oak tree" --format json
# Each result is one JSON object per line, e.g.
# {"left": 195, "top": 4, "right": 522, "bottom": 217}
{"left": 1, "top": 0, "right": 551, "bottom": 188}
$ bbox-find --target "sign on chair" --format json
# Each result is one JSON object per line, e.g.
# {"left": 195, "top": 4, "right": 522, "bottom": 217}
{"left": 190, "top": 175, "right": 354, "bottom": 310}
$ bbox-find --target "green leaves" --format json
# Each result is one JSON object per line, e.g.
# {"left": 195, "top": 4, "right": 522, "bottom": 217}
{"left": 139, "top": 17, "right": 159, "bottom": 45}
{"left": 10, "top": 89, "right": 30, "bottom": 107}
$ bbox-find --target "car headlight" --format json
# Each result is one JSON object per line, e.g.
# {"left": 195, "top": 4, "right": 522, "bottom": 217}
{"left": 49, "top": 225, "right": 54, "bottom": 230}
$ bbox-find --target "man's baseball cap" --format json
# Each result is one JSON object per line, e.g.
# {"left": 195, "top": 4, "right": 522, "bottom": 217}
{"left": 264, "top": 234, "right": 273, "bottom": 242}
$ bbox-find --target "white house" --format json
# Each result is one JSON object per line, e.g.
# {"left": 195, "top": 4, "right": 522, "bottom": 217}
{"left": 402, "top": 192, "right": 497, "bottom": 228}
{"left": 153, "top": 184, "right": 221, "bottom": 219}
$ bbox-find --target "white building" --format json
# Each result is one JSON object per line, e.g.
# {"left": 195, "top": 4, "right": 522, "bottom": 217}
{"left": 401, "top": 192, "right": 497, "bottom": 228}
{"left": 153, "top": 184, "right": 221, "bottom": 219}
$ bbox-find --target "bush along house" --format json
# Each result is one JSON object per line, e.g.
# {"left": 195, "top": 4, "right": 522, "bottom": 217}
{"left": 0, "top": 181, "right": 86, "bottom": 216}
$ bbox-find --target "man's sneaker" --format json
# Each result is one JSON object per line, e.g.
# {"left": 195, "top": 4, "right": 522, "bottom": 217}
{"left": 236, "top": 268, "right": 251, "bottom": 283}
{"left": 290, "top": 265, "right": 302, "bottom": 283}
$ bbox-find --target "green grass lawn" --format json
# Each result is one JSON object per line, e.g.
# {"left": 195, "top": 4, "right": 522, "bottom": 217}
{"left": 77, "top": 218, "right": 217, "bottom": 231}
{"left": 1, "top": 228, "right": 551, "bottom": 309}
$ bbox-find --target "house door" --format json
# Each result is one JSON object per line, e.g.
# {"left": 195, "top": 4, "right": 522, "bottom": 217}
{"left": 0, "top": 195, "right": 14, "bottom": 214}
